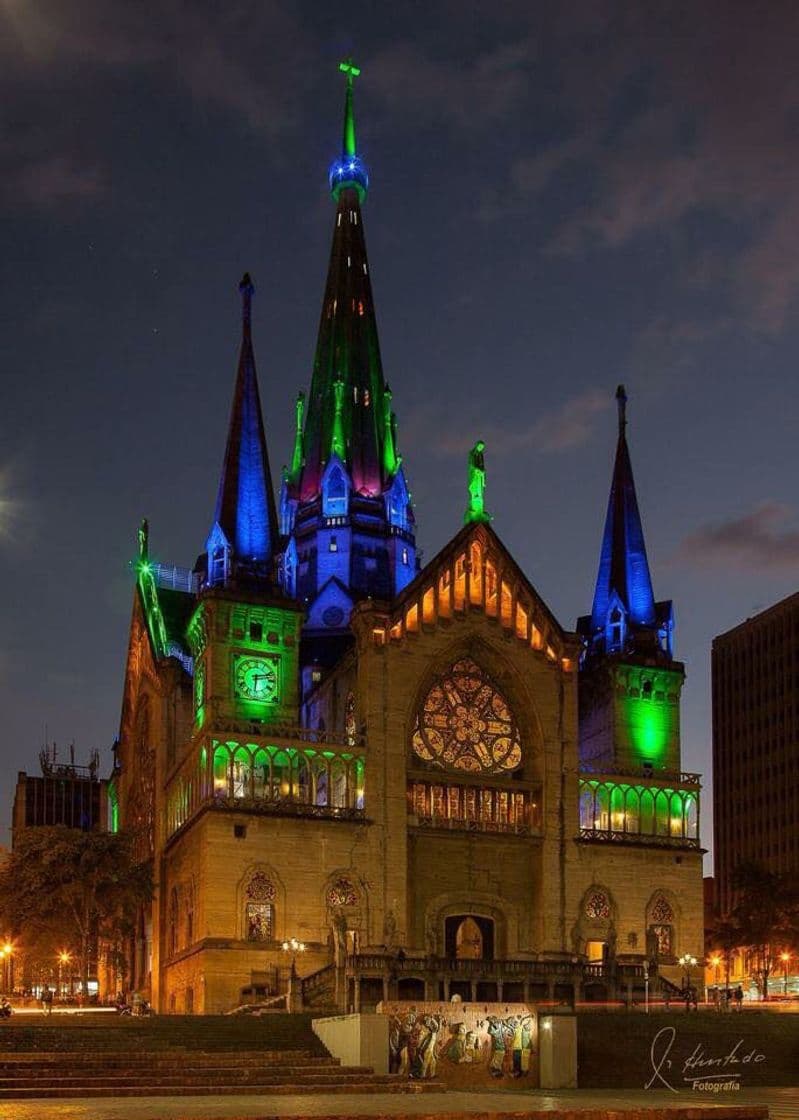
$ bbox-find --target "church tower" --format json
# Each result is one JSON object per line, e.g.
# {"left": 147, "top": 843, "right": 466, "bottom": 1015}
{"left": 189, "top": 275, "right": 302, "bottom": 733}
{"left": 280, "top": 61, "right": 416, "bottom": 637}
{"left": 577, "top": 386, "right": 684, "bottom": 773}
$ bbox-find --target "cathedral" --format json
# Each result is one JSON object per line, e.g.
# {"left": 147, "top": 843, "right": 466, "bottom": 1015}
{"left": 115, "top": 63, "right": 703, "bottom": 1015}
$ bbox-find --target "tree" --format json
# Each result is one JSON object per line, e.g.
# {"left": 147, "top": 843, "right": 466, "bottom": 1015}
{"left": 0, "top": 827, "right": 153, "bottom": 995}
{"left": 707, "top": 913, "right": 740, "bottom": 992}
{"left": 730, "top": 862, "right": 799, "bottom": 1000}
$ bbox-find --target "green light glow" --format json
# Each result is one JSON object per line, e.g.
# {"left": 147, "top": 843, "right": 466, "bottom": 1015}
{"left": 625, "top": 694, "right": 673, "bottom": 764}
{"left": 291, "top": 391, "right": 305, "bottom": 481}
{"left": 339, "top": 58, "right": 360, "bottom": 158}
{"left": 382, "top": 388, "right": 400, "bottom": 476}
{"left": 331, "top": 376, "right": 346, "bottom": 460}
{"left": 464, "top": 440, "right": 491, "bottom": 525}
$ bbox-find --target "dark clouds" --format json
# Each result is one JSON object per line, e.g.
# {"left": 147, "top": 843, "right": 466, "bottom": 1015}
{"left": 2, "top": 0, "right": 799, "bottom": 870}
{"left": 678, "top": 503, "right": 799, "bottom": 572}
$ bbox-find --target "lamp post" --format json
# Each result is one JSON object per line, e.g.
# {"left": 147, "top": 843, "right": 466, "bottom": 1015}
{"left": 678, "top": 953, "right": 698, "bottom": 1009}
{"left": 281, "top": 937, "right": 306, "bottom": 1013}
{"left": 643, "top": 960, "right": 649, "bottom": 1014}
{"left": 58, "top": 951, "right": 72, "bottom": 1000}
{"left": 779, "top": 952, "right": 791, "bottom": 996}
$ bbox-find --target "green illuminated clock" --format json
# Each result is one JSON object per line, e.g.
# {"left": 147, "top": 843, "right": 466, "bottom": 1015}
{"left": 233, "top": 655, "right": 280, "bottom": 703}
{"left": 194, "top": 659, "right": 205, "bottom": 711}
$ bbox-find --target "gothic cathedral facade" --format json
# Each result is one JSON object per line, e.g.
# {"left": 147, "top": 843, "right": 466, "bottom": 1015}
{"left": 115, "top": 65, "right": 703, "bottom": 1014}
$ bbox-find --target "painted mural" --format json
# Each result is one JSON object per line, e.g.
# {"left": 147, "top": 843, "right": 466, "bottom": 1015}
{"left": 380, "top": 1001, "right": 538, "bottom": 1087}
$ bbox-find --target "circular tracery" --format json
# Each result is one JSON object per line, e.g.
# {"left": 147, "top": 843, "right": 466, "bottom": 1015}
{"left": 411, "top": 658, "right": 522, "bottom": 774}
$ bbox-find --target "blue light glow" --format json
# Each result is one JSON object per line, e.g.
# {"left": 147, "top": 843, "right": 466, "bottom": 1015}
{"left": 329, "top": 155, "right": 369, "bottom": 201}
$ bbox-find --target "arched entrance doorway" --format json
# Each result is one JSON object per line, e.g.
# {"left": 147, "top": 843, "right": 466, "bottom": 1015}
{"left": 445, "top": 915, "right": 495, "bottom": 960}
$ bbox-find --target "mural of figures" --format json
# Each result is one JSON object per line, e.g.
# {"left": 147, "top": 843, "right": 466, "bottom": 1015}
{"left": 381, "top": 1001, "right": 537, "bottom": 1088}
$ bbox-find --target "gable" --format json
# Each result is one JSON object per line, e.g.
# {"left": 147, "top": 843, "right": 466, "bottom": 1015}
{"left": 363, "top": 523, "right": 580, "bottom": 671}
{"left": 306, "top": 577, "right": 355, "bottom": 631}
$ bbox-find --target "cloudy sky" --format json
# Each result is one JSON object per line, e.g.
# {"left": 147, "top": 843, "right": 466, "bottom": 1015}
{"left": 2, "top": 0, "right": 799, "bottom": 869}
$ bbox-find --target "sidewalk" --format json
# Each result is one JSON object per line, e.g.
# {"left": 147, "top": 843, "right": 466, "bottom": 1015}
{"left": 0, "top": 1086, "right": 790, "bottom": 1120}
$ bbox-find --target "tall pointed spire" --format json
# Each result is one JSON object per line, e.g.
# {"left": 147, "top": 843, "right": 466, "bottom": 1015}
{"left": 588, "top": 385, "right": 656, "bottom": 640}
{"left": 206, "top": 274, "right": 278, "bottom": 585}
{"left": 280, "top": 61, "right": 417, "bottom": 618}
{"left": 296, "top": 59, "right": 395, "bottom": 501}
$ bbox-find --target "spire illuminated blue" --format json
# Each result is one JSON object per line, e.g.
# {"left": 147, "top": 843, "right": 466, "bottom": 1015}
{"left": 206, "top": 274, "right": 278, "bottom": 585}
{"left": 589, "top": 386, "right": 657, "bottom": 637}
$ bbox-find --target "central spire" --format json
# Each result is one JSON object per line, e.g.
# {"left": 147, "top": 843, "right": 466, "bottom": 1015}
{"left": 279, "top": 61, "right": 416, "bottom": 616}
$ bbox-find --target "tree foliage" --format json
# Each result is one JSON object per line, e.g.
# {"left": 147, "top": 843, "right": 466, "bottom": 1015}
{"left": 0, "top": 827, "right": 153, "bottom": 992}
{"left": 708, "top": 862, "right": 799, "bottom": 999}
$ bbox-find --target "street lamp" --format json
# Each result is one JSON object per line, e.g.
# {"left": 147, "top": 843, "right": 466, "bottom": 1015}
{"left": 58, "top": 951, "right": 72, "bottom": 999}
{"left": 678, "top": 953, "right": 698, "bottom": 1000}
{"left": 779, "top": 952, "right": 791, "bottom": 996}
{"left": 281, "top": 937, "right": 306, "bottom": 978}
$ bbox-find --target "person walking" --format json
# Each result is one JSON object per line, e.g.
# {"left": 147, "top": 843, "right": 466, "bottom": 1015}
{"left": 41, "top": 986, "right": 53, "bottom": 1015}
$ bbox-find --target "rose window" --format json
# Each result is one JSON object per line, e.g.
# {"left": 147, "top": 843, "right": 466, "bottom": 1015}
{"left": 651, "top": 896, "right": 674, "bottom": 923}
{"left": 245, "top": 873, "right": 276, "bottom": 902}
{"left": 327, "top": 876, "right": 359, "bottom": 908}
{"left": 411, "top": 658, "right": 522, "bottom": 774}
{"left": 585, "top": 891, "right": 611, "bottom": 920}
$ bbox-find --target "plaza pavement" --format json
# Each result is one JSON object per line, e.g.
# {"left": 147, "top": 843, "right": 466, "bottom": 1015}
{"left": 0, "top": 1087, "right": 792, "bottom": 1120}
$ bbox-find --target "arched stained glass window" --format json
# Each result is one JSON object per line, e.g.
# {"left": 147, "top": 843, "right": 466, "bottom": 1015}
{"left": 326, "top": 876, "right": 359, "bottom": 908}
{"left": 585, "top": 890, "right": 611, "bottom": 920}
{"left": 651, "top": 895, "right": 674, "bottom": 923}
{"left": 411, "top": 658, "right": 522, "bottom": 774}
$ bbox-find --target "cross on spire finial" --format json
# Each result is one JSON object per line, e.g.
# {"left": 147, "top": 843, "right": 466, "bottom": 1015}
{"left": 339, "top": 58, "right": 360, "bottom": 159}
{"left": 240, "top": 272, "right": 254, "bottom": 334}
{"left": 616, "top": 384, "right": 627, "bottom": 437}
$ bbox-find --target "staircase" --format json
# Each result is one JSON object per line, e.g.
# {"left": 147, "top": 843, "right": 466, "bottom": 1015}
{"left": 0, "top": 1014, "right": 445, "bottom": 1099}
{"left": 301, "top": 963, "right": 338, "bottom": 1011}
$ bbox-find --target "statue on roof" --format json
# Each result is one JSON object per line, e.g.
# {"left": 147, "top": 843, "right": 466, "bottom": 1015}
{"left": 464, "top": 440, "right": 491, "bottom": 525}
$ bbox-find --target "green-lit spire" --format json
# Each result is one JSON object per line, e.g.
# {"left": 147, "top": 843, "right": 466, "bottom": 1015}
{"left": 464, "top": 440, "right": 491, "bottom": 525}
{"left": 382, "top": 386, "right": 400, "bottom": 476}
{"left": 340, "top": 58, "right": 360, "bottom": 159}
{"left": 331, "top": 376, "right": 346, "bottom": 460}
{"left": 329, "top": 59, "right": 369, "bottom": 202}
{"left": 290, "top": 391, "right": 305, "bottom": 481}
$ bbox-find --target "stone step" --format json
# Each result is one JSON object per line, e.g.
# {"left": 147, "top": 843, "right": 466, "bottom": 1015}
{"left": 0, "top": 1053, "right": 338, "bottom": 1069}
{"left": 0, "top": 1072, "right": 404, "bottom": 1089}
{"left": 0, "top": 1077, "right": 445, "bottom": 1100}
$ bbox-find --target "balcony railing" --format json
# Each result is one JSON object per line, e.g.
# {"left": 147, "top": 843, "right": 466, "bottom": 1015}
{"left": 346, "top": 953, "right": 646, "bottom": 983}
{"left": 578, "top": 827, "right": 701, "bottom": 850}
{"left": 413, "top": 815, "right": 533, "bottom": 837}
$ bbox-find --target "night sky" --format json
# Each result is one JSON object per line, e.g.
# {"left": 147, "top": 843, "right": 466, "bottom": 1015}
{"left": 3, "top": 2, "right": 799, "bottom": 871}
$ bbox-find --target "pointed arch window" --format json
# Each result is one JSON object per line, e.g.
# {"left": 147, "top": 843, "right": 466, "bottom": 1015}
{"left": 411, "top": 658, "right": 522, "bottom": 775}
{"left": 585, "top": 890, "right": 611, "bottom": 920}
{"left": 245, "top": 873, "right": 275, "bottom": 942}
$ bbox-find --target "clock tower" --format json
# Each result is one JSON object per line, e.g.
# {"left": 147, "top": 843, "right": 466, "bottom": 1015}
{"left": 187, "top": 275, "right": 303, "bottom": 732}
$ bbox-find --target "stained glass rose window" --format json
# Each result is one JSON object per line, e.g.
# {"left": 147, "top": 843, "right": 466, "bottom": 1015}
{"left": 411, "top": 658, "right": 522, "bottom": 774}
{"left": 651, "top": 895, "right": 674, "bottom": 923}
{"left": 326, "top": 876, "right": 359, "bottom": 908}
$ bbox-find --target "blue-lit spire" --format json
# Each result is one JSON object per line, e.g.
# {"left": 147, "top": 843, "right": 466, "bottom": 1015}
{"left": 589, "top": 386, "right": 656, "bottom": 638}
{"left": 206, "top": 274, "right": 278, "bottom": 585}
{"left": 328, "top": 58, "right": 369, "bottom": 202}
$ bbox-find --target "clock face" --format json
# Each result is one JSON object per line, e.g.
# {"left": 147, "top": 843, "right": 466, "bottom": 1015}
{"left": 234, "top": 655, "right": 279, "bottom": 703}
{"left": 194, "top": 660, "right": 205, "bottom": 711}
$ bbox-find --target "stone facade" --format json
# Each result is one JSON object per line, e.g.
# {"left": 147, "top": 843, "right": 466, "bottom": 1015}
{"left": 116, "top": 523, "right": 703, "bottom": 1013}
